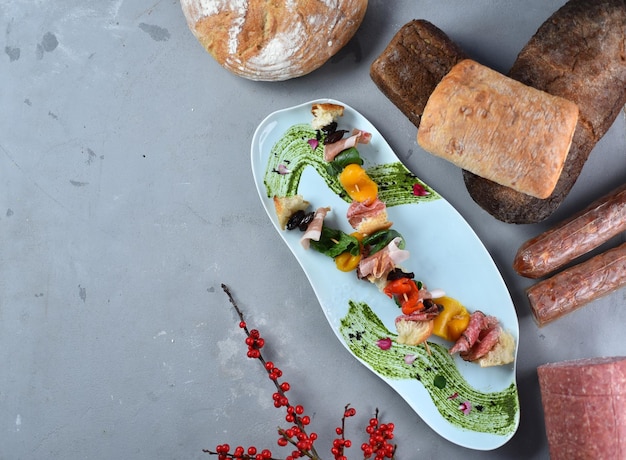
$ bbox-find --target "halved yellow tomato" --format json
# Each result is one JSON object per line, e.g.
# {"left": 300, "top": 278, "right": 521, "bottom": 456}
{"left": 432, "top": 296, "right": 470, "bottom": 342}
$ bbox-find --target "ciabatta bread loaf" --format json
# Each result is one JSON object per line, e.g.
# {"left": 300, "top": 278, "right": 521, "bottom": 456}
{"left": 180, "top": 0, "right": 368, "bottom": 81}
{"left": 418, "top": 59, "right": 579, "bottom": 199}
{"left": 463, "top": 0, "right": 626, "bottom": 222}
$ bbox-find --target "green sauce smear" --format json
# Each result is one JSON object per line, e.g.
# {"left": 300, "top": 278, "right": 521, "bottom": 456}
{"left": 263, "top": 124, "right": 440, "bottom": 206}
{"left": 340, "top": 301, "right": 519, "bottom": 435}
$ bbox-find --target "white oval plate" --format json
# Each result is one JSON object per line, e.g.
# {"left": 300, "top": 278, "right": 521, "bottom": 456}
{"left": 251, "top": 99, "right": 520, "bottom": 450}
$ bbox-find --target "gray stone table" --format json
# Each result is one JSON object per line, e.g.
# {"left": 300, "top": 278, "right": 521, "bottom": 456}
{"left": 2, "top": 1, "right": 625, "bottom": 459}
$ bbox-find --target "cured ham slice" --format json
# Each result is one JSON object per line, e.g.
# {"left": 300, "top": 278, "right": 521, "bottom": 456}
{"left": 357, "top": 237, "right": 409, "bottom": 280}
{"left": 346, "top": 198, "right": 392, "bottom": 234}
{"left": 346, "top": 198, "right": 386, "bottom": 227}
{"left": 351, "top": 128, "right": 371, "bottom": 144}
{"left": 323, "top": 130, "right": 371, "bottom": 162}
{"left": 300, "top": 207, "right": 330, "bottom": 249}
{"left": 538, "top": 357, "right": 626, "bottom": 460}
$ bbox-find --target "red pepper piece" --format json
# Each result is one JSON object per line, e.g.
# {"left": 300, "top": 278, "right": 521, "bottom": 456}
{"left": 383, "top": 278, "right": 424, "bottom": 314}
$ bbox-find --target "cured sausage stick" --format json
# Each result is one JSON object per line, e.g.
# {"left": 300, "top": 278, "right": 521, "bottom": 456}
{"left": 527, "top": 242, "right": 626, "bottom": 326}
{"left": 514, "top": 183, "right": 626, "bottom": 278}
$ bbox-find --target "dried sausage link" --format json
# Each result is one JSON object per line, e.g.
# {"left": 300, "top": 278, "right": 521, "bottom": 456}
{"left": 527, "top": 242, "right": 626, "bottom": 326}
{"left": 514, "top": 183, "right": 626, "bottom": 278}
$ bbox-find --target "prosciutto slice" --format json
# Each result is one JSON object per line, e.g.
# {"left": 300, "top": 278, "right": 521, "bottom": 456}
{"left": 357, "top": 237, "right": 409, "bottom": 280}
{"left": 323, "top": 129, "right": 371, "bottom": 162}
{"left": 346, "top": 198, "right": 387, "bottom": 229}
{"left": 300, "top": 207, "right": 330, "bottom": 249}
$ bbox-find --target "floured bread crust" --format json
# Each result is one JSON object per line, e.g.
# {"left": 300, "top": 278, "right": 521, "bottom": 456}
{"left": 180, "top": 0, "right": 368, "bottom": 81}
{"left": 418, "top": 59, "right": 579, "bottom": 199}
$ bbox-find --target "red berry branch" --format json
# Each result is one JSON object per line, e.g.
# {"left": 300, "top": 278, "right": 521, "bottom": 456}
{"left": 203, "top": 284, "right": 397, "bottom": 460}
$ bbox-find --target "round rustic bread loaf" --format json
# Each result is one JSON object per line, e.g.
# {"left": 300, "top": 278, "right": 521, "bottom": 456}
{"left": 180, "top": 0, "right": 368, "bottom": 81}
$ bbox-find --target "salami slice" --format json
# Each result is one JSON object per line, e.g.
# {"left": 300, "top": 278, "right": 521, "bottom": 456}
{"left": 537, "top": 357, "right": 626, "bottom": 460}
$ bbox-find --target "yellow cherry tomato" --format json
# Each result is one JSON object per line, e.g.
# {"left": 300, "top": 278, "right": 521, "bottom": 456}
{"left": 338, "top": 164, "right": 378, "bottom": 202}
{"left": 334, "top": 232, "right": 364, "bottom": 272}
{"left": 335, "top": 252, "right": 361, "bottom": 272}
{"left": 431, "top": 296, "right": 470, "bottom": 342}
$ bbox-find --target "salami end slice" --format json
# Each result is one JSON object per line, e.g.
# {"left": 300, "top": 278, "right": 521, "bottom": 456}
{"left": 538, "top": 357, "right": 626, "bottom": 460}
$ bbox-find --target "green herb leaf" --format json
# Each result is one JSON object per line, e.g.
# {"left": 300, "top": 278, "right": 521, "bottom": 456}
{"left": 309, "top": 226, "right": 360, "bottom": 258}
{"left": 325, "top": 147, "right": 363, "bottom": 176}
{"left": 362, "top": 229, "right": 405, "bottom": 255}
{"left": 433, "top": 374, "right": 447, "bottom": 389}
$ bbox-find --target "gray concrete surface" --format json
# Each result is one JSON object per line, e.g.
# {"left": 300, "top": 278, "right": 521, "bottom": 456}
{"left": 2, "top": 0, "right": 625, "bottom": 458}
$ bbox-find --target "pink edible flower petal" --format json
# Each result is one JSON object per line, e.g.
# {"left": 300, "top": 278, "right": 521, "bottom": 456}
{"left": 459, "top": 401, "right": 472, "bottom": 415}
{"left": 448, "top": 392, "right": 459, "bottom": 400}
{"left": 404, "top": 354, "right": 416, "bottom": 365}
{"left": 376, "top": 337, "right": 392, "bottom": 350}
{"left": 307, "top": 138, "right": 319, "bottom": 150}
{"left": 277, "top": 164, "right": 291, "bottom": 175}
{"left": 413, "top": 183, "right": 430, "bottom": 196}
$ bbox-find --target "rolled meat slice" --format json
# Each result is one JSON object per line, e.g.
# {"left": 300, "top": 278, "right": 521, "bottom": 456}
{"left": 514, "top": 182, "right": 626, "bottom": 278}
{"left": 526, "top": 242, "right": 626, "bottom": 326}
{"left": 537, "top": 356, "right": 626, "bottom": 460}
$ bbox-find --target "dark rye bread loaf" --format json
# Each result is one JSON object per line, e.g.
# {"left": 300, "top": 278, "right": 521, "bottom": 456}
{"left": 463, "top": 0, "right": 626, "bottom": 223}
{"left": 370, "top": 20, "right": 468, "bottom": 128}
{"left": 370, "top": 1, "right": 626, "bottom": 223}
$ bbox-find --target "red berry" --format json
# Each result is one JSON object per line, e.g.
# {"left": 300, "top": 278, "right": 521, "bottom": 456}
{"left": 295, "top": 405, "right": 304, "bottom": 415}
{"left": 248, "top": 446, "right": 257, "bottom": 456}
{"left": 239, "top": 321, "right": 246, "bottom": 328}
{"left": 280, "top": 382, "right": 290, "bottom": 392}
{"left": 335, "top": 427, "right": 343, "bottom": 435}
{"left": 277, "top": 437, "right": 288, "bottom": 447}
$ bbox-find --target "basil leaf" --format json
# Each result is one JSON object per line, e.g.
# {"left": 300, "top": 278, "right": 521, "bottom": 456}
{"left": 325, "top": 147, "right": 363, "bottom": 176}
{"left": 309, "top": 226, "right": 360, "bottom": 258}
{"left": 433, "top": 374, "right": 447, "bottom": 389}
{"left": 362, "top": 229, "right": 405, "bottom": 254}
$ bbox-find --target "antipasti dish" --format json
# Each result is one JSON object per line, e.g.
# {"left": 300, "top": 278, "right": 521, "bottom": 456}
{"left": 251, "top": 99, "right": 520, "bottom": 450}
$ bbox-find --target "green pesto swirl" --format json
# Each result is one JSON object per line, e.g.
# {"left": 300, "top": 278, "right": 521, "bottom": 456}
{"left": 339, "top": 301, "right": 519, "bottom": 435}
{"left": 263, "top": 124, "right": 440, "bottom": 207}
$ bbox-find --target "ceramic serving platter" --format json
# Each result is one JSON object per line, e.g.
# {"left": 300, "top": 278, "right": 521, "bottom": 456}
{"left": 251, "top": 99, "right": 520, "bottom": 450}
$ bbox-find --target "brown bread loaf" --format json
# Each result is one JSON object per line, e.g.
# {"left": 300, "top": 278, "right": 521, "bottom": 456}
{"left": 180, "top": 0, "right": 368, "bottom": 81}
{"left": 463, "top": 0, "right": 626, "bottom": 223}
{"left": 370, "top": 20, "right": 468, "bottom": 128}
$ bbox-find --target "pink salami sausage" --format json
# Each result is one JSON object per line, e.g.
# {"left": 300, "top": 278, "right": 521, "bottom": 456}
{"left": 526, "top": 242, "right": 626, "bottom": 326}
{"left": 537, "top": 357, "right": 626, "bottom": 460}
{"left": 514, "top": 183, "right": 626, "bottom": 279}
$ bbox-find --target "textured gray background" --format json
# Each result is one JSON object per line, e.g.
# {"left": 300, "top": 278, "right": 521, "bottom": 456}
{"left": 2, "top": 0, "right": 625, "bottom": 458}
